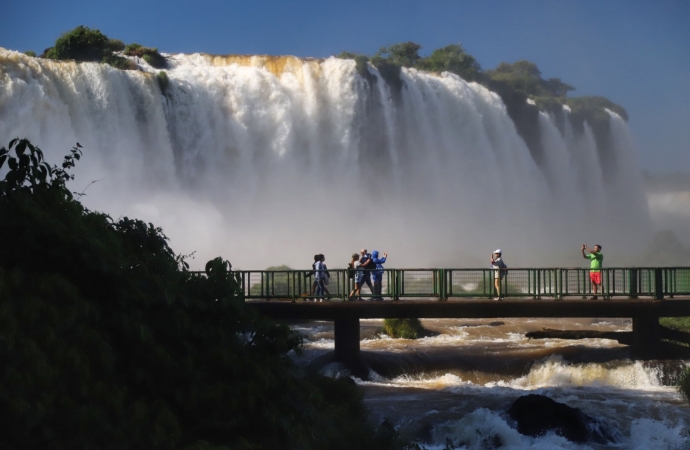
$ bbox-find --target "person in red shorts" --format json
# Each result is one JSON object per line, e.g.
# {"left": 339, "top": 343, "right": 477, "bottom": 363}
{"left": 581, "top": 244, "right": 603, "bottom": 300}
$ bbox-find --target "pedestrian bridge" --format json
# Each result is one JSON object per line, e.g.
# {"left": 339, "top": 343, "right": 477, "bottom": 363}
{"left": 227, "top": 267, "right": 690, "bottom": 363}
{"left": 236, "top": 267, "right": 689, "bottom": 301}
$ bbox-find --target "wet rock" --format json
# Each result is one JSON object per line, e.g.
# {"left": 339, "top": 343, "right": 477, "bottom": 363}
{"left": 488, "top": 321, "right": 505, "bottom": 327}
{"left": 507, "top": 394, "right": 619, "bottom": 444}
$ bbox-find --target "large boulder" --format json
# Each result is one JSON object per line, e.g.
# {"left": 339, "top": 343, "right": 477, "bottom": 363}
{"left": 507, "top": 394, "right": 619, "bottom": 444}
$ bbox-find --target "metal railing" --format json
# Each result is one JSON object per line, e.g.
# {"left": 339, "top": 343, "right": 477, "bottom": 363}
{"left": 191, "top": 267, "right": 690, "bottom": 302}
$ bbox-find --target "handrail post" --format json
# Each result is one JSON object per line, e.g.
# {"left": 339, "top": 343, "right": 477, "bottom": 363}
{"left": 629, "top": 268, "right": 638, "bottom": 299}
{"left": 440, "top": 269, "right": 447, "bottom": 301}
{"left": 654, "top": 267, "right": 664, "bottom": 300}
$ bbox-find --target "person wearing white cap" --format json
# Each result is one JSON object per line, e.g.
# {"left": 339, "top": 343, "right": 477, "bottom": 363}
{"left": 490, "top": 249, "right": 507, "bottom": 300}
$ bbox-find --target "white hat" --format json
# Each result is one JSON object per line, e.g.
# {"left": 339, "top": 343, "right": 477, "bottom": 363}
{"left": 494, "top": 249, "right": 502, "bottom": 254}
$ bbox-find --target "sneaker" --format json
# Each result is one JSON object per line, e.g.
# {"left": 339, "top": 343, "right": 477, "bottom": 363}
{"left": 492, "top": 297, "right": 500, "bottom": 301}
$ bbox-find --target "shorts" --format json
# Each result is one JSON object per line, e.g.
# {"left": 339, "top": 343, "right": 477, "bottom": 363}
{"left": 355, "top": 272, "right": 364, "bottom": 284}
{"left": 589, "top": 272, "right": 601, "bottom": 284}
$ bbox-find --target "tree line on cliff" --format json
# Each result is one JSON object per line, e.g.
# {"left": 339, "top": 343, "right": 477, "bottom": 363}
{"left": 0, "top": 138, "right": 417, "bottom": 449}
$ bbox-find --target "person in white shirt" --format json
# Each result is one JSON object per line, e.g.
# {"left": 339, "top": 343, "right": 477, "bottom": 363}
{"left": 490, "top": 249, "right": 507, "bottom": 300}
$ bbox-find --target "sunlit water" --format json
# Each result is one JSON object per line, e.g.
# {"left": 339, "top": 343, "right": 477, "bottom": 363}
{"left": 292, "top": 318, "right": 690, "bottom": 449}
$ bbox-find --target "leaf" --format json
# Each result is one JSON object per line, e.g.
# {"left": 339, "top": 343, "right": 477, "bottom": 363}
{"left": 15, "top": 140, "right": 26, "bottom": 156}
{"left": 8, "top": 157, "right": 17, "bottom": 171}
{"left": 0, "top": 154, "right": 7, "bottom": 169}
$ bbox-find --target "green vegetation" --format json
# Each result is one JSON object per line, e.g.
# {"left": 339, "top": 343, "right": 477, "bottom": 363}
{"left": 157, "top": 70, "right": 170, "bottom": 94}
{"left": 23, "top": 50, "right": 36, "bottom": 57}
{"left": 486, "top": 60, "right": 575, "bottom": 98}
{"left": 107, "top": 38, "right": 126, "bottom": 52}
{"left": 383, "top": 318, "right": 426, "bottom": 339}
{"left": 41, "top": 26, "right": 166, "bottom": 71}
{"left": 661, "top": 317, "right": 690, "bottom": 333}
{"left": 416, "top": 44, "right": 482, "bottom": 82}
{"left": 102, "top": 54, "right": 138, "bottom": 71}
{"left": 378, "top": 42, "right": 422, "bottom": 68}
{"left": 124, "top": 43, "right": 167, "bottom": 69}
{"left": 45, "top": 25, "right": 109, "bottom": 62}
{"left": 0, "top": 138, "right": 414, "bottom": 449}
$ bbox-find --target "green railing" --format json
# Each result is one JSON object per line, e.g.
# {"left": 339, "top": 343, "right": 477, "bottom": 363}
{"left": 192, "top": 267, "right": 690, "bottom": 302}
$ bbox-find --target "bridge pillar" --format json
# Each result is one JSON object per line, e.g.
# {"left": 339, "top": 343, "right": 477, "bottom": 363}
{"left": 631, "top": 315, "right": 659, "bottom": 358}
{"left": 334, "top": 317, "right": 360, "bottom": 364}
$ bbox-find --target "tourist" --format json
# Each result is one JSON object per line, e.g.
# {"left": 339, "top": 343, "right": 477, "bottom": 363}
{"left": 581, "top": 244, "right": 603, "bottom": 300}
{"left": 490, "top": 249, "right": 507, "bottom": 300}
{"left": 358, "top": 249, "right": 375, "bottom": 299}
{"left": 307, "top": 254, "right": 319, "bottom": 300}
{"left": 320, "top": 254, "right": 331, "bottom": 298}
{"left": 371, "top": 250, "right": 388, "bottom": 301}
{"left": 314, "top": 254, "right": 327, "bottom": 301}
{"left": 348, "top": 253, "right": 361, "bottom": 300}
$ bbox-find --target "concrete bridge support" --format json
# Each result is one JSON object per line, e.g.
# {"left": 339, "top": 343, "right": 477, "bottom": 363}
{"left": 334, "top": 317, "right": 360, "bottom": 365}
{"left": 632, "top": 315, "right": 660, "bottom": 358}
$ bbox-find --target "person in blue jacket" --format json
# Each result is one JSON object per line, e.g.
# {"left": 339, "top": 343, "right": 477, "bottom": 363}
{"left": 358, "top": 249, "right": 375, "bottom": 298}
{"left": 370, "top": 250, "right": 388, "bottom": 301}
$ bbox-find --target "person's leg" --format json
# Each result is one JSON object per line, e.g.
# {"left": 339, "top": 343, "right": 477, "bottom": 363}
{"left": 315, "top": 279, "right": 324, "bottom": 298}
{"left": 494, "top": 276, "right": 501, "bottom": 299}
{"left": 363, "top": 274, "right": 373, "bottom": 298}
{"left": 373, "top": 277, "right": 382, "bottom": 300}
{"left": 589, "top": 273, "right": 599, "bottom": 299}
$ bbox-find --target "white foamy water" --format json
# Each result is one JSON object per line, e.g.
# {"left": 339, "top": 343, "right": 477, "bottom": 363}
{"left": 292, "top": 318, "right": 690, "bottom": 449}
{"left": 0, "top": 48, "right": 652, "bottom": 269}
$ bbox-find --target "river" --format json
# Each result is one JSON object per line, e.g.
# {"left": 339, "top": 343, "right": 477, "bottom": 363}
{"left": 291, "top": 317, "right": 690, "bottom": 449}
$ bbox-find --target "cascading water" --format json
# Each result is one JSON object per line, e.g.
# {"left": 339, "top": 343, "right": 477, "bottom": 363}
{"left": 1, "top": 48, "right": 688, "bottom": 448}
{"left": 0, "top": 48, "right": 652, "bottom": 269}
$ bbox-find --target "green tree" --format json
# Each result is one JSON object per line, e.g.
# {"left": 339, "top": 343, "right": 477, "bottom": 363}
{"left": 47, "top": 25, "right": 109, "bottom": 62}
{"left": 417, "top": 44, "right": 482, "bottom": 81}
{"left": 543, "top": 77, "right": 575, "bottom": 98}
{"left": 124, "top": 43, "right": 167, "bottom": 69}
{"left": 0, "top": 138, "right": 414, "bottom": 450}
{"left": 378, "top": 41, "right": 422, "bottom": 68}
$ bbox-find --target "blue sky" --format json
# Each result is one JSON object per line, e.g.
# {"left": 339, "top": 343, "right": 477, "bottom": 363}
{"left": 2, "top": 0, "right": 689, "bottom": 172}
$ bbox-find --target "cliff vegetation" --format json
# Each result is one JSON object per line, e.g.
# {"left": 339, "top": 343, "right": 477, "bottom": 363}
{"left": 0, "top": 138, "right": 415, "bottom": 450}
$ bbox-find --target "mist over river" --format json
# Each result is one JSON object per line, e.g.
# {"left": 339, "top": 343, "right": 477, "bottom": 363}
{"left": 293, "top": 318, "right": 690, "bottom": 449}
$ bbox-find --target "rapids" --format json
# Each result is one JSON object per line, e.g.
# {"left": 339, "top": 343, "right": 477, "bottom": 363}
{"left": 0, "top": 48, "right": 651, "bottom": 269}
{"left": 293, "top": 318, "right": 690, "bottom": 449}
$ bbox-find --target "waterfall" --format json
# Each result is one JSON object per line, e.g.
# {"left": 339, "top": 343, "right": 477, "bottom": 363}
{"left": 0, "top": 48, "right": 652, "bottom": 269}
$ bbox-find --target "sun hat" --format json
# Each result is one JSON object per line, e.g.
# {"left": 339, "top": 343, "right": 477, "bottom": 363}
{"left": 494, "top": 249, "right": 502, "bottom": 254}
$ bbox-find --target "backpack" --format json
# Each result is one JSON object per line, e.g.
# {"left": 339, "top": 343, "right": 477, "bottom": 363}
{"left": 347, "top": 263, "right": 355, "bottom": 279}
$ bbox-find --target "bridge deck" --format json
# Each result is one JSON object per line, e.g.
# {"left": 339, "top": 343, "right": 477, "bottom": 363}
{"left": 248, "top": 297, "right": 690, "bottom": 321}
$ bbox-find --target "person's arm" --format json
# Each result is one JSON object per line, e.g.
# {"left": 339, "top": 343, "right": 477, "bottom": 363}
{"left": 581, "top": 245, "right": 588, "bottom": 259}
